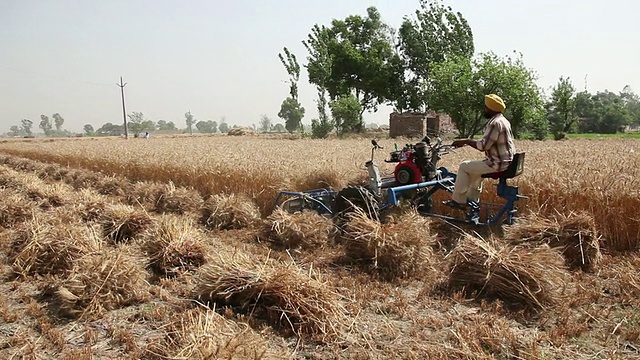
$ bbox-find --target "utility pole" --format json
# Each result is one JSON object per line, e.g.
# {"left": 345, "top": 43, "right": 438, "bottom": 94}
{"left": 117, "top": 76, "right": 129, "bottom": 139}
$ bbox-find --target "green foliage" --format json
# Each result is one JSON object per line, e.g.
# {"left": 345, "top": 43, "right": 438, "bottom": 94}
{"left": 9, "top": 125, "right": 22, "bottom": 137}
{"left": 278, "top": 97, "right": 305, "bottom": 133}
{"left": 576, "top": 90, "right": 632, "bottom": 133}
{"left": 195, "top": 120, "right": 217, "bottom": 134}
{"left": 39, "top": 115, "right": 53, "bottom": 136}
{"left": 395, "top": 0, "right": 474, "bottom": 111}
{"left": 304, "top": 7, "right": 398, "bottom": 115}
{"left": 428, "top": 52, "right": 545, "bottom": 138}
{"left": 330, "top": 94, "right": 362, "bottom": 134}
{"left": 21, "top": 119, "right": 33, "bottom": 136}
{"left": 185, "top": 111, "right": 196, "bottom": 135}
{"left": 547, "top": 76, "right": 577, "bottom": 137}
{"left": 218, "top": 121, "right": 229, "bottom": 133}
{"left": 127, "top": 112, "right": 153, "bottom": 134}
{"left": 278, "top": 47, "right": 301, "bottom": 100}
{"left": 156, "top": 120, "right": 177, "bottom": 131}
{"left": 83, "top": 124, "right": 94, "bottom": 136}
{"left": 272, "top": 123, "right": 286, "bottom": 133}
{"left": 52, "top": 113, "right": 64, "bottom": 132}
{"left": 259, "top": 114, "right": 272, "bottom": 133}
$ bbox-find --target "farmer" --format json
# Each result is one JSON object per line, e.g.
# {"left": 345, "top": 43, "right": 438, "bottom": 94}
{"left": 444, "top": 94, "right": 515, "bottom": 209}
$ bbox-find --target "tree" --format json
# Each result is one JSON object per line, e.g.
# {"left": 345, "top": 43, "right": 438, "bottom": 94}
{"left": 156, "top": 120, "right": 177, "bottom": 131}
{"left": 278, "top": 97, "right": 305, "bottom": 133}
{"left": 259, "top": 114, "right": 272, "bottom": 133}
{"left": 330, "top": 94, "right": 362, "bottom": 134}
{"left": 577, "top": 90, "right": 631, "bottom": 133}
{"left": 394, "top": 0, "right": 474, "bottom": 111}
{"left": 195, "top": 120, "right": 217, "bottom": 134}
{"left": 21, "top": 119, "right": 33, "bottom": 136}
{"left": 546, "top": 76, "right": 577, "bottom": 138}
{"left": 304, "top": 6, "right": 398, "bottom": 119}
{"left": 185, "top": 111, "right": 196, "bottom": 135}
{"left": 278, "top": 47, "right": 306, "bottom": 133}
{"left": 621, "top": 85, "right": 640, "bottom": 126}
{"left": 219, "top": 117, "right": 229, "bottom": 133}
{"left": 83, "top": 124, "right": 95, "bottom": 136}
{"left": 311, "top": 88, "right": 334, "bottom": 138}
{"left": 52, "top": 113, "right": 64, "bottom": 132}
{"left": 96, "top": 122, "right": 124, "bottom": 136}
{"left": 428, "top": 52, "right": 544, "bottom": 138}
{"left": 127, "top": 112, "right": 147, "bottom": 134}
{"left": 272, "top": 123, "right": 286, "bottom": 133}
{"left": 9, "top": 125, "right": 21, "bottom": 137}
{"left": 39, "top": 115, "right": 53, "bottom": 136}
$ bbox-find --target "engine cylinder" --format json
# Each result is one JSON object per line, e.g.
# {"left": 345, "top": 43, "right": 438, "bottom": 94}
{"left": 414, "top": 142, "right": 428, "bottom": 169}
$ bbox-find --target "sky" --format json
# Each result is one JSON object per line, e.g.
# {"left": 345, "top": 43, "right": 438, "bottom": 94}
{"left": 1, "top": 0, "right": 638, "bottom": 133}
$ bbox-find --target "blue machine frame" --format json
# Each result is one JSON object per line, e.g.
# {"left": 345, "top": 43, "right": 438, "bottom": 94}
{"left": 383, "top": 167, "right": 528, "bottom": 225}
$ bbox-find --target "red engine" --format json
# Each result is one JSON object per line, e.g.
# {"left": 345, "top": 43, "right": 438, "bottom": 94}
{"left": 385, "top": 141, "right": 432, "bottom": 186}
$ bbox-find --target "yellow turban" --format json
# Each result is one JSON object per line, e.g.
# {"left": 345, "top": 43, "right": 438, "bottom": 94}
{"left": 485, "top": 94, "right": 506, "bottom": 112}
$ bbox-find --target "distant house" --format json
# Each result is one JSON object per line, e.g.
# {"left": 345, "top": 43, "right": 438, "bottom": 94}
{"left": 388, "top": 111, "right": 456, "bottom": 138}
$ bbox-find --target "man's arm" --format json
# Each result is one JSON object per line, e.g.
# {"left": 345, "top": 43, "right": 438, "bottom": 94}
{"left": 452, "top": 121, "right": 500, "bottom": 150}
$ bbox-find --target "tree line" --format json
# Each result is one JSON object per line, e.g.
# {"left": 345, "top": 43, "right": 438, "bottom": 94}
{"left": 5, "top": 111, "right": 291, "bottom": 138}
{"left": 275, "top": 0, "right": 640, "bottom": 139}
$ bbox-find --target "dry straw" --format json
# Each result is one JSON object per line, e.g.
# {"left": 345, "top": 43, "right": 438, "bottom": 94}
{"left": 259, "top": 208, "right": 334, "bottom": 249}
{"left": 98, "top": 203, "right": 154, "bottom": 243}
{"left": 0, "top": 188, "right": 36, "bottom": 228}
{"left": 446, "top": 234, "right": 569, "bottom": 311}
{"left": 193, "top": 250, "right": 349, "bottom": 341}
{"left": 154, "top": 181, "right": 204, "bottom": 215}
{"left": 153, "top": 309, "right": 291, "bottom": 359}
{"left": 504, "top": 212, "right": 603, "bottom": 271}
{"left": 10, "top": 216, "right": 103, "bottom": 276}
{"left": 56, "top": 247, "right": 150, "bottom": 319}
{"left": 141, "top": 214, "right": 207, "bottom": 276}
{"left": 341, "top": 208, "right": 434, "bottom": 279}
{"left": 201, "top": 193, "right": 261, "bottom": 230}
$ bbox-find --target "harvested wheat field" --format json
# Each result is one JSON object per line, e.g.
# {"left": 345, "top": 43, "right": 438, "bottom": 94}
{"left": 0, "top": 136, "right": 639, "bottom": 359}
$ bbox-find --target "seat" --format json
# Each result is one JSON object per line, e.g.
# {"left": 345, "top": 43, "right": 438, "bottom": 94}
{"left": 481, "top": 153, "right": 525, "bottom": 179}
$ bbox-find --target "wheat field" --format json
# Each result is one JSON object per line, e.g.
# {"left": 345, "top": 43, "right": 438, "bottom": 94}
{"left": 0, "top": 134, "right": 639, "bottom": 359}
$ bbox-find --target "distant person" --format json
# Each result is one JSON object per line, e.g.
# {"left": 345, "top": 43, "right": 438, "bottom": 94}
{"left": 444, "top": 94, "right": 516, "bottom": 209}
{"left": 144, "top": 132, "right": 150, "bottom": 139}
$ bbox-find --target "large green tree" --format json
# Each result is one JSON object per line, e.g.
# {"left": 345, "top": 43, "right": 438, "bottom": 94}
{"left": 330, "top": 94, "right": 362, "bottom": 134}
{"left": 278, "top": 47, "right": 305, "bottom": 132}
{"left": 52, "top": 113, "right": 64, "bottom": 132}
{"left": 546, "top": 76, "right": 577, "bottom": 137}
{"left": 39, "top": 115, "right": 53, "bottom": 136}
{"left": 394, "top": 0, "right": 474, "bottom": 111}
{"left": 21, "top": 119, "right": 33, "bottom": 136}
{"left": 576, "top": 90, "right": 632, "bottom": 133}
{"left": 185, "top": 111, "right": 196, "bottom": 135}
{"left": 304, "top": 6, "right": 398, "bottom": 122}
{"left": 428, "top": 52, "right": 544, "bottom": 138}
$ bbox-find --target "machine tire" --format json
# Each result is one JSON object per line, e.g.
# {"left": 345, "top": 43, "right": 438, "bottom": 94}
{"left": 332, "top": 185, "right": 379, "bottom": 232}
{"left": 396, "top": 165, "right": 415, "bottom": 185}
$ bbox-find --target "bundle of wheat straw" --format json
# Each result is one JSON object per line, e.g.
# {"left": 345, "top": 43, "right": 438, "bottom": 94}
{"left": 96, "top": 175, "right": 130, "bottom": 197}
{"left": 193, "top": 250, "right": 348, "bottom": 340}
{"left": 504, "top": 212, "right": 602, "bottom": 271}
{"left": 125, "top": 181, "right": 165, "bottom": 208}
{"left": 37, "top": 163, "right": 69, "bottom": 181}
{"left": 446, "top": 234, "right": 569, "bottom": 310}
{"left": 201, "top": 193, "right": 261, "bottom": 230}
{"left": 260, "top": 208, "right": 333, "bottom": 249}
{"left": 141, "top": 214, "right": 207, "bottom": 276}
{"left": 98, "top": 203, "right": 153, "bottom": 243}
{"left": 24, "top": 181, "right": 68, "bottom": 209}
{"left": 67, "top": 169, "right": 101, "bottom": 190}
{"left": 153, "top": 309, "right": 291, "bottom": 359}
{"left": 342, "top": 208, "right": 433, "bottom": 279}
{"left": 154, "top": 182, "right": 203, "bottom": 215}
{"left": 56, "top": 247, "right": 150, "bottom": 319}
{"left": 10, "top": 217, "right": 102, "bottom": 276}
{"left": 0, "top": 189, "right": 36, "bottom": 228}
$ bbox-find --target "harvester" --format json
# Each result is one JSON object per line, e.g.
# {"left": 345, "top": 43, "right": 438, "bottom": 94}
{"left": 274, "top": 136, "right": 527, "bottom": 226}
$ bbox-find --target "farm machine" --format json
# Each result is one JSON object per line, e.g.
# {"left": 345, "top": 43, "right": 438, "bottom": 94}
{"left": 274, "top": 136, "right": 527, "bottom": 226}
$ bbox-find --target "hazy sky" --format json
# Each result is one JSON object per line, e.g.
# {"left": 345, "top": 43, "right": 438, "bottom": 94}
{"left": 1, "top": 0, "right": 638, "bottom": 133}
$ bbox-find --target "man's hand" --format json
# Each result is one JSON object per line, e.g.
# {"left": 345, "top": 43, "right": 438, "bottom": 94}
{"left": 452, "top": 139, "right": 471, "bottom": 148}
